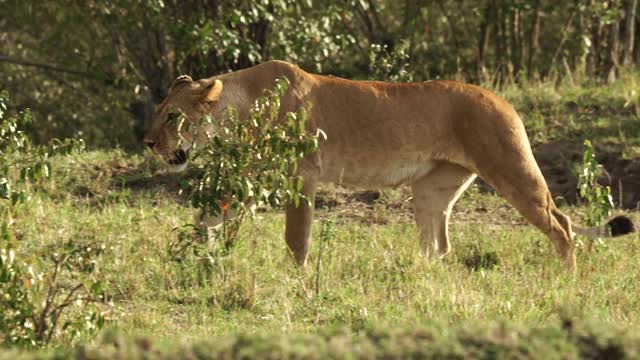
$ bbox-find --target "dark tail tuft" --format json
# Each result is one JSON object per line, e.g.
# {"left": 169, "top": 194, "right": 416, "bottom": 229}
{"left": 606, "top": 216, "right": 636, "bottom": 237}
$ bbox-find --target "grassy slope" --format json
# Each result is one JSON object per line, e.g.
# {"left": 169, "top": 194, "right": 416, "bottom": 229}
{"left": 3, "top": 78, "right": 640, "bottom": 357}
{"left": 501, "top": 73, "right": 640, "bottom": 149}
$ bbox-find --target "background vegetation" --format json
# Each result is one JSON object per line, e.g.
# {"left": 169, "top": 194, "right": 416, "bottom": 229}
{"left": 1, "top": 0, "right": 640, "bottom": 147}
{"left": 0, "top": 144, "right": 638, "bottom": 356}
{"left": 1, "top": 1, "right": 639, "bottom": 358}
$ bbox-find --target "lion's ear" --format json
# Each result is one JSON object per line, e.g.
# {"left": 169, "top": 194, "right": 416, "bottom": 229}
{"left": 204, "top": 80, "right": 223, "bottom": 102}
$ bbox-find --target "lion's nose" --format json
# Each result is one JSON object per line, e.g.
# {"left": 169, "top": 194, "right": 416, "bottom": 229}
{"left": 144, "top": 139, "right": 156, "bottom": 149}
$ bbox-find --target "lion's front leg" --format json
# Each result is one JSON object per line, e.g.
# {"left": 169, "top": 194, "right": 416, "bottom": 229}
{"left": 195, "top": 208, "right": 238, "bottom": 231}
{"left": 285, "top": 178, "right": 317, "bottom": 266}
{"left": 194, "top": 204, "right": 244, "bottom": 251}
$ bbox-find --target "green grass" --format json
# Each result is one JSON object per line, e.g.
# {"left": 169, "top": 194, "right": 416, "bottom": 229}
{"left": 3, "top": 319, "right": 640, "bottom": 359}
{"left": 2, "top": 78, "right": 640, "bottom": 357}
{"left": 6, "top": 150, "right": 640, "bottom": 344}
{"left": 499, "top": 72, "right": 640, "bottom": 152}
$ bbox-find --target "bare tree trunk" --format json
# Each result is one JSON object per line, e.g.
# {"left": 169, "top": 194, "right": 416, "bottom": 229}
{"left": 549, "top": 10, "right": 577, "bottom": 77}
{"left": 587, "top": 0, "right": 603, "bottom": 78}
{"left": 477, "top": 2, "right": 492, "bottom": 82}
{"left": 493, "top": 0, "right": 507, "bottom": 85}
{"left": 366, "top": 0, "right": 393, "bottom": 48}
{"left": 577, "top": 4, "right": 588, "bottom": 73}
{"left": 603, "top": 0, "right": 621, "bottom": 82}
{"left": 436, "top": 0, "right": 462, "bottom": 62}
{"left": 510, "top": 7, "right": 523, "bottom": 78}
{"left": 502, "top": 3, "right": 513, "bottom": 82}
{"left": 527, "top": 0, "right": 541, "bottom": 79}
{"left": 354, "top": 0, "right": 393, "bottom": 49}
{"left": 636, "top": 13, "right": 640, "bottom": 66}
{"left": 623, "top": 0, "right": 638, "bottom": 65}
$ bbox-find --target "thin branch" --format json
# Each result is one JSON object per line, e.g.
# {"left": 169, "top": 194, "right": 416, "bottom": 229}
{"left": 354, "top": 2, "right": 376, "bottom": 44}
{"left": 366, "top": 0, "right": 388, "bottom": 40}
{"left": 37, "top": 262, "right": 62, "bottom": 340}
{"left": 339, "top": 16, "right": 368, "bottom": 59}
{"left": 0, "top": 55, "right": 97, "bottom": 79}
{"left": 435, "top": 0, "right": 462, "bottom": 55}
{"left": 549, "top": 9, "right": 577, "bottom": 75}
{"left": 45, "top": 283, "right": 84, "bottom": 344}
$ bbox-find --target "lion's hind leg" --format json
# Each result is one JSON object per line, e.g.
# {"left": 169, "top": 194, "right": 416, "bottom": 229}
{"left": 411, "top": 162, "right": 476, "bottom": 259}
{"left": 474, "top": 158, "right": 577, "bottom": 270}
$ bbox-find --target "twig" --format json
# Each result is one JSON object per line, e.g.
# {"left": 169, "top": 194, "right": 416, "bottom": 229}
{"left": 548, "top": 10, "right": 577, "bottom": 75}
{"left": 315, "top": 228, "right": 325, "bottom": 297}
{"left": 45, "top": 283, "right": 84, "bottom": 344}
{"left": 0, "top": 55, "right": 97, "bottom": 79}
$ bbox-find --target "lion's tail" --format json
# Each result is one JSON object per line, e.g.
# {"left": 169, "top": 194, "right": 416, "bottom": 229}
{"left": 572, "top": 215, "right": 636, "bottom": 239}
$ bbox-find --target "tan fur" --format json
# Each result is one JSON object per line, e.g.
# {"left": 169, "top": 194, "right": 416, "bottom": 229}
{"left": 144, "top": 60, "right": 578, "bottom": 270}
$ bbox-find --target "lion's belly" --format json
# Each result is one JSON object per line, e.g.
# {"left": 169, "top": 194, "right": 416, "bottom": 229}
{"left": 319, "top": 151, "right": 437, "bottom": 187}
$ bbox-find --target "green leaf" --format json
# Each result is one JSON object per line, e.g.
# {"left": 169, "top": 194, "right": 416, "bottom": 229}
{"left": 0, "top": 177, "right": 9, "bottom": 199}
{"left": 11, "top": 192, "right": 26, "bottom": 206}
{"left": 90, "top": 281, "right": 105, "bottom": 296}
{"left": 296, "top": 177, "right": 304, "bottom": 192}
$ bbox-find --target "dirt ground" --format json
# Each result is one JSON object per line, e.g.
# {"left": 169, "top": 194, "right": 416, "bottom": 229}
{"left": 534, "top": 141, "right": 640, "bottom": 210}
{"left": 113, "top": 140, "right": 640, "bottom": 227}
{"left": 309, "top": 141, "right": 640, "bottom": 225}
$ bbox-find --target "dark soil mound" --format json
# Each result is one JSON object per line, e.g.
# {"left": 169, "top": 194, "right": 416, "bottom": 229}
{"left": 534, "top": 140, "right": 640, "bottom": 209}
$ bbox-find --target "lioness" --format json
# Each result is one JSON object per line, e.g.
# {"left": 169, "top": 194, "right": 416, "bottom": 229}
{"left": 144, "top": 60, "right": 633, "bottom": 271}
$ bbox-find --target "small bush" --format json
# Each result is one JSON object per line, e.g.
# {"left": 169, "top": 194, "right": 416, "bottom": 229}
{"left": 577, "top": 140, "right": 613, "bottom": 227}
{"left": 368, "top": 41, "right": 413, "bottom": 82}
{"left": 170, "top": 78, "right": 323, "bottom": 257}
{"left": 1, "top": 90, "right": 84, "bottom": 206}
{"left": 0, "top": 91, "right": 106, "bottom": 348}
{"left": 0, "top": 238, "right": 107, "bottom": 347}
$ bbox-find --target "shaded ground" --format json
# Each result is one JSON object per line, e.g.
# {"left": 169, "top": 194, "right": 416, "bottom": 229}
{"left": 534, "top": 141, "right": 640, "bottom": 210}
{"left": 311, "top": 141, "right": 640, "bottom": 218}
{"left": 104, "top": 140, "right": 640, "bottom": 227}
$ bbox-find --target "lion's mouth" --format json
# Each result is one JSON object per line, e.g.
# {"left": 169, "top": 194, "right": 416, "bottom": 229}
{"left": 168, "top": 149, "right": 189, "bottom": 166}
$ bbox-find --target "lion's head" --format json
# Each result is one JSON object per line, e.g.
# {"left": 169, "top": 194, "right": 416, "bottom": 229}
{"left": 143, "top": 75, "right": 223, "bottom": 171}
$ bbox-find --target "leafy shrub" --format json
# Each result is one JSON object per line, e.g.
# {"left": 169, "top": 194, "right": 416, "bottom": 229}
{"left": 577, "top": 140, "right": 613, "bottom": 227}
{"left": 368, "top": 41, "right": 414, "bottom": 82}
{"left": 0, "top": 239, "right": 107, "bottom": 347}
{"left": 0, "top": 90, "right": 84, "bottom": 206}
{"left": 0, "top": 91, "right": 106, "bottom": 348}
{"left": 170, "top": 78, "right": 322, "bottom": 256}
